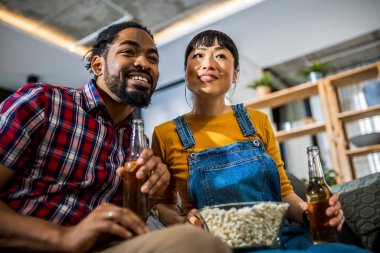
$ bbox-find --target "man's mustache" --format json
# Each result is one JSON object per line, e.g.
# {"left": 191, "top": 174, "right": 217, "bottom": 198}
{"left": 124, "top": 68, "right": 153, "bottom": 84}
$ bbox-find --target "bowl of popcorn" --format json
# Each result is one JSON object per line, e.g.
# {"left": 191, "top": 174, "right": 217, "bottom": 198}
{"left": 199, "top": 202, "right": 289, "bottom": 249}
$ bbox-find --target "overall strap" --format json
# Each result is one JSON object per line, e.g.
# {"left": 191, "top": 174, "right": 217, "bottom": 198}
{"left": 231, "top": 103, "right": 256, "bottom": 137}
{"left": 173, "top": 115, "right": 195, "bottom": 150}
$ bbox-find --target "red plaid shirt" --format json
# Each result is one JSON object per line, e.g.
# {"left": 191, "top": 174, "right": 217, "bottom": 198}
{"left": 0, "top": 81, "right": 132, "bottom": 226}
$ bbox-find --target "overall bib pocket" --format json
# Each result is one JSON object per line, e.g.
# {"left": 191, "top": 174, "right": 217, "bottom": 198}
{"left": 199, "top": 154, "right": 267, "bottom": 206}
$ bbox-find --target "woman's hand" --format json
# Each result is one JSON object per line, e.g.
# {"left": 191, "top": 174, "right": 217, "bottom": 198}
{"left": 185, "top": 209, "right": 204, "bottom": 228}
{"left": 326, "top": 192, "right": 345, "bottom": 231}
{"left": 299, "top": 192, "right": 345, "bottom": 231}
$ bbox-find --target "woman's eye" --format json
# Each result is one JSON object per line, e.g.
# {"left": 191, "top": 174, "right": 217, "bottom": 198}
{"left": 193, "top": 53, "right": 203, "bottom": 58}
{"left": 216, "top": 54, "right": 227, "bottom": 59}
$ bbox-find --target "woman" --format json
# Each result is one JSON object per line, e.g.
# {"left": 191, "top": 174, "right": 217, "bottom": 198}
{"left": 151, "top": 30, "right": 346, "bottom": 250}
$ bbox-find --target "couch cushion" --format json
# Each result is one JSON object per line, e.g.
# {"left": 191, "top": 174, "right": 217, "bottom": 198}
{"left": 331, "top": 172, "right": 380, "bottom": 194}
{"left": 337, "top": 175, "right": 380, "bottom": 250}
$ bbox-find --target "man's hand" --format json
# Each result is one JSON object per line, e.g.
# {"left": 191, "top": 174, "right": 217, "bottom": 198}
{"left": 0, "top": 202, "right": 149, "bottom": 253}
{"left": 117, "top": 148, "right": 170, "bottom": 196}
{"left": 61, "top": 203, "right": 150, "bottom": 253}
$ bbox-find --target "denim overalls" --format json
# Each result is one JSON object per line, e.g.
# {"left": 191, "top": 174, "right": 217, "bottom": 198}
{"left": 173, "top": 103, "right": 312, "bottom": 250}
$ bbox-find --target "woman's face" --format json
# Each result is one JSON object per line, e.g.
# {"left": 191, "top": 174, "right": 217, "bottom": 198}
{"left": 185, "top": 41, "right": 238, "bottom": 99}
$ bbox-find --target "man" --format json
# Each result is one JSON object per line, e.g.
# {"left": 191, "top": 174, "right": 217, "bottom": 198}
{"left": 0, "top": 21, "right": 231, "bottom": 253}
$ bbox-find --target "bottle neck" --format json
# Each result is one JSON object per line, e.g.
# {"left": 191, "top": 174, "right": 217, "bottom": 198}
{"left": 129, "top": 122, "right": 146, "bottom": 161}
{"left": 308, "top": 148, "right": 325, "bottom": 180}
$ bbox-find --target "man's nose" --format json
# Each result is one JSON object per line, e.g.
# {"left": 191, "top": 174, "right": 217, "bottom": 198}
{"left": 134, "top": 55, "right": 149, "bottom": 70}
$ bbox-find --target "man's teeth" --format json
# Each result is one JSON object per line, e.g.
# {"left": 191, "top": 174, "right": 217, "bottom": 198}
{"left": 130, "top": 76, "right": 148, "bottom": 83}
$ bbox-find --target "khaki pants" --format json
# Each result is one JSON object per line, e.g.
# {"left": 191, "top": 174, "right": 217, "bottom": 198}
{"left": 96, "top": 224, "right": 231, "bottom": 253}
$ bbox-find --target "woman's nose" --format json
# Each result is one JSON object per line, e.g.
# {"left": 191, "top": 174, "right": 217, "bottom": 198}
{"left": 201, "top": 55, "right": 216, "bottom": 70}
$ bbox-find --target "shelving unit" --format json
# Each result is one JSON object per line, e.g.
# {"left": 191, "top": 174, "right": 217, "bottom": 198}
{"left": 244, "top": 61, "right": 380, "bottom": 183}
{"left": 324, "top": 62, "right": 380, "bottom": 182}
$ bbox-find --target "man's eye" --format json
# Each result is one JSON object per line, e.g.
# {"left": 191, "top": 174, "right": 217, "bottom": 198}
{"left": 149, "top": 56, "right": 159, "bottom": 63}
{"left": 122, "top": 49, "right": 134, "bottom": 55}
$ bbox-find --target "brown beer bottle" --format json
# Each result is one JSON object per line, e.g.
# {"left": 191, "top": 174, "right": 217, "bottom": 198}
{"left": 306, "top": 146, "right": 337, "bottom": 244}
{"left": 122, "top": 119, "right": 150, "bottom": 221}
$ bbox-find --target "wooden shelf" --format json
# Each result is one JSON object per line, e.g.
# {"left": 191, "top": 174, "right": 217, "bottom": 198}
{"left": 275, "top": 122, "right": 326, "bottom": 143}
{"left": 328, "top": 63, "right": 379, "bottom": 88}
{"left": 245, "top": 82, "right": 318, "bottom": 109}
{"left": 345, "top": 144, "right": 380, "bottom": 157}
{"left": 338, "top": 104, "right": 380, "bottom": 122}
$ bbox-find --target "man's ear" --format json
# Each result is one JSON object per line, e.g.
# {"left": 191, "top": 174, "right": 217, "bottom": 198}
{"left": 91, "top": 55, "right": 104, "bottom": 77}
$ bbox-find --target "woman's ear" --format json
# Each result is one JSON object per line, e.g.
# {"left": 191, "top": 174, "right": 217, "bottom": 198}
{"left": 233, "top": 68, "right": 240, "bottom": 83}
{"left": 91, "top": 55, "right": 104, "bottom": 77}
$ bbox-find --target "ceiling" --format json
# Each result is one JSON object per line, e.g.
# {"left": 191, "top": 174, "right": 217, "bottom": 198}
{"left": 0, "top": 0, "right": 225, "bottom": 45}
{"left": 269, "top": 29, "right": 380, "bottom": 87}
{"left": 0, "top": 0, "right": 379, "bottom": 93}
{"left": 0, "top": 0, "right": 244, "bottom": 91}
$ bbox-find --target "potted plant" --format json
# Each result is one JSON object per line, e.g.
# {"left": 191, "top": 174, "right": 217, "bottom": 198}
{"left": 247, "top": 71, "right": 276, "bottom": 98}
{"left": 324, "top": 168, "right": 337, "bottom": 186}
{"left": 299, "top": 60, "right": 328, "bottom": 83}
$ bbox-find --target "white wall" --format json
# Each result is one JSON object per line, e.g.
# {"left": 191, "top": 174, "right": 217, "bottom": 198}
{"left": 143, "top": 83, "right": 191, "bottom": 141}
{"left": 0, "top": 23, "right": 91, "bottom": 90}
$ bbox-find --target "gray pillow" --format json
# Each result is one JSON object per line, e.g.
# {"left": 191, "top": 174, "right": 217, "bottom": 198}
{"left": 339, "top": 180, "right": 380, "bottom": 249}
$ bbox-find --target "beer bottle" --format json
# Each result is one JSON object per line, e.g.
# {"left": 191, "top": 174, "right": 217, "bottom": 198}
{"left": 306, "top": 146, "right": 337, "bottom": 244}
{"left": 122, "top": 119, "right": 150, "bottom": 221}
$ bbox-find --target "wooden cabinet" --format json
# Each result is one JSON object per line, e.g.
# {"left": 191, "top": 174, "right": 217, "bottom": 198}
{"left": 244, "top": 62, "right": 380, "bottom": 183}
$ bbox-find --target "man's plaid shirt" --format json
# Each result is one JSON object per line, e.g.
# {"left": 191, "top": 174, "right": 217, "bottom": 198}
{"left": 0, "top": 80, "right": 131, "bottom": 226}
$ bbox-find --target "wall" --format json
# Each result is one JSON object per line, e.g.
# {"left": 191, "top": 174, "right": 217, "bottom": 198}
{"left": 0, "top": 22, "right": 91, "bottom": 91}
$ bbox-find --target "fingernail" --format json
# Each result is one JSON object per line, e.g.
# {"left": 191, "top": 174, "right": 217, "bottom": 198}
{"left": 136, "top": 171, "right": 144, "bottom": 178}
{"left": 189, "top": 217, "right": 196, "bottom": 224}
{"left": 141, "top": 185, "right": 148, "bottom": 193}
{"left": 125, "top": 231, "right": 133, "bottom": 238}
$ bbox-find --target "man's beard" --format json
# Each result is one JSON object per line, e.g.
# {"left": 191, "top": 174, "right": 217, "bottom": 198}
{"left": 104, "top": 67, "right": 153, "bottom": 108}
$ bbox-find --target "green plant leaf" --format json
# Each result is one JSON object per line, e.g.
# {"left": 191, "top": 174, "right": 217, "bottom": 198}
{"left": 298, "top": 60, "right": 329, "bottom": 78}
{"left": 246, "top": 71, "right": 277, "bottom": 89}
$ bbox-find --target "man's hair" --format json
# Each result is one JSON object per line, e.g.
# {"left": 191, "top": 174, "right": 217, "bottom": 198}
{"left": 184, "top": 30, "right": 239, "bottom": 70}
{"left": 85, "top": 21, "right": 154, "bottom": 73}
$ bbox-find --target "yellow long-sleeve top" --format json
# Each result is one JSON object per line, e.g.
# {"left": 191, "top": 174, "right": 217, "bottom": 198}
{"left": 151, "top": 108, "right": 293, "bottom": 214}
